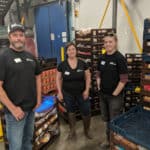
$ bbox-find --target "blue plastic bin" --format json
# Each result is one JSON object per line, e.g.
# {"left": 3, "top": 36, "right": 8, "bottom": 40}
{"left": 34, "top": 96, "right": 55, "bottom": 113}
{"left": 109, "top": 106, "right": 150, "bottom": 149}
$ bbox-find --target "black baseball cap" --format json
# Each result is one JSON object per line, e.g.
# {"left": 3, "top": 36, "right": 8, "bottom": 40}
{"left": 7, "top": 23, "right": 25, "bottom": 34}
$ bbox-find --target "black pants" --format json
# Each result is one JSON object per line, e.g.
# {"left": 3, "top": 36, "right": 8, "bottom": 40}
{"left": 99, "top": 92, "right": 124, "bottom": 139}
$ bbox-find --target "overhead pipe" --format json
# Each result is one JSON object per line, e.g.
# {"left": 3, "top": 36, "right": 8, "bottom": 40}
{"left": 67, "top": 0, "right": 75, "bottom": 41}
{"left": 112, "top": 0, "right": 117, "bottom": 31}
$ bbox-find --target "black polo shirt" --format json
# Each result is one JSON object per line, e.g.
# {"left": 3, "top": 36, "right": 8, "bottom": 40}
{"left": 0, "top": 48, "right": 41, "bottom": 112}
{"left": 57, "top": 59, "right": 88, "bottom": 95}
{"left": 98, "top": 51, "right": 128, "bottom": 95}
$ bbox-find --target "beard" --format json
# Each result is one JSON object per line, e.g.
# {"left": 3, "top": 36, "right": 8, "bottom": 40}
{"left": 11, "top": 41, "right": 25, "bottom": 51}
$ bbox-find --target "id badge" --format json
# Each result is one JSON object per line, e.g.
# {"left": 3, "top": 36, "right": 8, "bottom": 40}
{"left": 64, "top": 71, "right": 70, "bottom": 75}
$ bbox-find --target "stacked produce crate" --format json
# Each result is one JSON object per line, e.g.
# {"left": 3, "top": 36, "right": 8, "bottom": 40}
{"left": 143, "top": 19, "right": 150, "bottom": 54}
{"left": 33, "top": 96, "right": 60, "bottom": 150}
{"left": 41, "top": 69, "right": 57, "bottom": 94}
{"left": 34, "top": 58, "right": 60, "bottom": 149}
{"left": 141, "top": 55, "right": 150, "bottom": 109}
{"left": 124, "top": 54, "right": 142, "bottom": 111}
{"left": 141, "top": 19, "right": 150, "bottom": 109}
{"left": 90, "top": 29, "right": 108, "bottom": 114}
{"left": 39, "top": 58, "right": 57, "bottom": 95}
{"left": 75, "top": 28, "right": 115, "bottom": 116}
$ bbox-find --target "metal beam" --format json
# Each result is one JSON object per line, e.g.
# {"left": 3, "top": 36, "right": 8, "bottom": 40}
{"left": 0, "top": 16, "right": 4, "bottom": 25}
{"left": 112, "top": 0, "right": 118, "bottom": 31}
{"left": 16, "top": 0, "right": 21, "bottom": 22}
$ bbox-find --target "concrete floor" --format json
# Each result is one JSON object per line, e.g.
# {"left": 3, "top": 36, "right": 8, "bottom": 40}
{"left": 49, "top": 116, "right": 105, "bottom": 150}
{"left": 0, "top": 116, "right": 106, "bottom": 150}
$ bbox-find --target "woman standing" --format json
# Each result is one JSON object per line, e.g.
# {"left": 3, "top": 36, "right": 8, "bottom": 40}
{"left": 56, "top": 42, "right": 92, "bottom": 140}
{"left": 96, "top": 33, "right": 128, "bottom": 148}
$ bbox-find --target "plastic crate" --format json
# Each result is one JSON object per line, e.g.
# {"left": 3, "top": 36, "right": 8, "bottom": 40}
{"left": 142, "top": 54, "right": 150, "bottom": 62}
{"left": 143, "top": 34, "right": 150, "bottom": 40}
{"left": 144, "top": 28, "right": 150, "bottom": 35}
{"left": 34, "top": 96, "right": 55, "bottom": 113}
{"left": 144, "top": 19, "right": 150, "bottom": 28}
{"left": 109, "top": 106, "right": 150, "bottom": 149}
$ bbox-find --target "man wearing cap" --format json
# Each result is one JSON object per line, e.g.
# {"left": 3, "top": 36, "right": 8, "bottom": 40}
{"left": 0, "top": 23, "right": 41, "bottom": 150}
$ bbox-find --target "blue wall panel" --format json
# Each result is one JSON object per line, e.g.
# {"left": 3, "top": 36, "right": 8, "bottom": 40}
{"left": 35, "top": 1, "right": 68, "bottom": 62}
{"left": 35, "top": 6, "right": 51, "bottom": 58}
{"left": 49, "top": 1, "right": 67, "bottom": 62}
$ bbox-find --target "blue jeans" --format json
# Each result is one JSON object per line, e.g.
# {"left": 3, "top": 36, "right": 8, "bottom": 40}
{"left": 5, "top": 111, "right": 35, "bottom": 150}
{"left": 63, "top": 91, "right": 91, "bottom": 116}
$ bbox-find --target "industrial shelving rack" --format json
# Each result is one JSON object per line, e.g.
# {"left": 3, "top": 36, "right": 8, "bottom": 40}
{"left": 143, "top": 19, "right": 150, "bottom": 54}
{"left": 124, "top": 54, "right": 142, "bottom": 111}
{"left": 141, "top": 18, "right": 150, "bottom": 109}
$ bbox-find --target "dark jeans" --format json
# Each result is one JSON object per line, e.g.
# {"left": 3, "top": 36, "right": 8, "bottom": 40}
{"left": 99, "top": 92, "right": 124, "bottom": 139}
{"left": 99, "top": 92, "right": 124, "bottom": 122}
{"left": 63, "top": 91, "right": 91, "bottom": 116}
{"left": 5, "top": 111, "right": 35, "bottom": 150}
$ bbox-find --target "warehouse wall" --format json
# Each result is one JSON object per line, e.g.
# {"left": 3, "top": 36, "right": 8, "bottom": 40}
{"left": 4, "top": 0, "right": 149, "bottom": 55}
{"left": 117, "top": 0, "right": 149, "bottom": 54}
{"left": 76, "top": 0, "right": 149, "bottom": 54}
{"left": 75, "top": 0, "right": 112, "bottom": 29}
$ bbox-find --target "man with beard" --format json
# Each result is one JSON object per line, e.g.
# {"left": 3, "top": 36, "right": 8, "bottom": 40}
{"left": 0, "top": 23, "right": 41, "bottom": 150}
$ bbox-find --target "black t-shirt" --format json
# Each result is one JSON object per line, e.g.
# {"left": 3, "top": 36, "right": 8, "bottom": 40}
{"left": 98, "top": 51, "right": 128, "bottom": 95}
{"left": 0, "top": 48, "right": 41, "bottom": 112}
{"left": 57, "top": 59, "right": 88, "bottom": 95}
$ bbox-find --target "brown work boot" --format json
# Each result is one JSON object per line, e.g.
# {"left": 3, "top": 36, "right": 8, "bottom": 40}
{"left": 100, "top": 139, "right": 110, "bottom": 149}
{"left": 100, "top": 122, "right": 110, "bottom": 149}
{"left": 67, "top": 113, "right": 76, "bottom": 140}
{"left": 82, "top": 115, "right": 93, "bottom": 139}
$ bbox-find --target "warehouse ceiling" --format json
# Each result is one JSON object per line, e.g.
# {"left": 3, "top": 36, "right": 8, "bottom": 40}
{"left": 0, "top": 0, "right": 14, "bottom": 18}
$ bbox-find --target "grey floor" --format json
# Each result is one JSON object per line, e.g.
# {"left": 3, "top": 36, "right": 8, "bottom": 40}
{"left": 0, "top": 116, "right": 105, "bottom": 150}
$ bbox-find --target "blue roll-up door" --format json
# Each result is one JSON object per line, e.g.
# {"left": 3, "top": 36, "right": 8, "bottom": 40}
{"left": 35, "top": 1, "right": 68, "bottom": 62}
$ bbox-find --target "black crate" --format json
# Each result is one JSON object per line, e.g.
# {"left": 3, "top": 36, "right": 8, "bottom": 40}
{"left": 144, "top": 18, "right": 150, "bottom": 28}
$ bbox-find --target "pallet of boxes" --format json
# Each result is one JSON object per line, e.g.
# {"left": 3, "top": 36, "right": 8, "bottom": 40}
{"left": 124, "top": 54, "right": 142, "bottom": 111}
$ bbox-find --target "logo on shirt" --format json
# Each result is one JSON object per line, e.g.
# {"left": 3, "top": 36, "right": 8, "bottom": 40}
{"left": 26, "top": 58, "right": 34, "bottom": 62}
{"left": 109, "top": 62, "right": 117, "bottom": 66}
{"left": 64, "top": 71, "right": 70, "bottom": 75}
{"left": 77, "top": 69, "right": 83, "bottom": 72}
{"left": 14, "top": 58, "right": 22, "bottom": 63}
{"left": 101, "top": 61, "right": 106, "bottom": 65}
